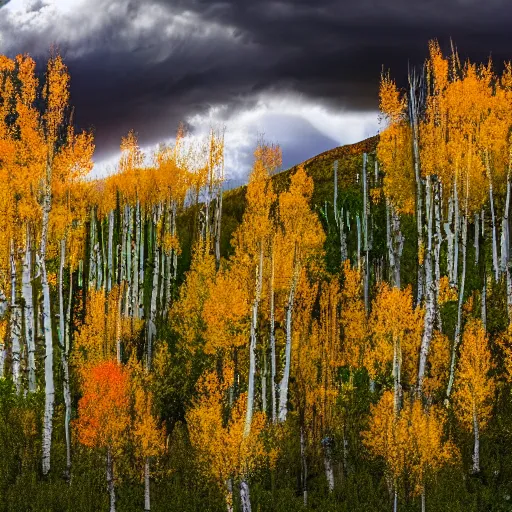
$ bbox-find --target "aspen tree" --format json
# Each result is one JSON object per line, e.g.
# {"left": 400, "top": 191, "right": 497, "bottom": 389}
{"left": 453, "top": 319, "right": 495, "bottom": 473}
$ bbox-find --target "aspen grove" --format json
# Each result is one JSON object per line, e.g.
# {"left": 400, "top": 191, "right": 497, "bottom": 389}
{"left": 3, "top": 42, "right": 512, "bottom": 512}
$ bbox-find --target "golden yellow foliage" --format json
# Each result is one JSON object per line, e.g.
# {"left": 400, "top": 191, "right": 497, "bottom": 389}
{"left": 187, "top": 366, "right": 274, "bottom": 491}
{"left": 363, "top": 391, "right": 458, "bottom": 496}
{"left": 366, "top": 283, "right": 423, "bottom": 384}
{"left": 453, "top": 319, "right": 495, "bottom": 432}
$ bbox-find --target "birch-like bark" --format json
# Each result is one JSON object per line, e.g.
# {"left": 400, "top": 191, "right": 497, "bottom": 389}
{"left": 486, "top": 151, "right": 499, "bottom": 281}
{"left": 133, "top": 200, "right": 140, "bottom": 319}
{"left": 96, "top": 216, "right": 103, "bottom": 290}
{"left": 322, "top": 436, "right": 335, "bottom": 493}
{"left": 386, "top": 200, "right": 395, "bottom": 283}
{"left": 393, "top": 333, "right": 402, "bottom": 415}
{"left": 22, "top": 225, "right": 36, "bottom": 392}
{"left": 144, "top": 457, "right": 150, "bottom": 511}
{"left": 10, "top": 240, "right": 21, "bottom": 393}
{"left": 270, "top": 246, "right": 277, "bottom": 424}
{"left": 418, "top": 176, "right": 434, "bottom": 393}
{"left": 125, "top": 205, "right": 132, "bottom": 317}
{"left": 333, "top": 161, "right": 348, "bottom": 262}
{"left": 59, "top": 239, "right": 72, "bottom": 480}
{"left": 171, "top": 200, "right": 178, "bottom": 281}
{"left": 472, "top": 405, "right": 480, "bottom": 473}
{"left": 139, "top": 210, "right": 145, "bottom": 319}
{"left": 89, "top": 208, "right": 96, "bottom": 289}
{"left": 445, "top": 197, "right": 455, "bottom": 286}
{"left": 434, "top": 182, "right": 443, "bottom": 331}
{"left": 362, "top": 153, "right": 370, "bottom": 312}
{"left": 261, "top": 350, "right": 267, "bottom": 413}
{"left": 453, "top": 182, "right": 460, "bottom": 286}
{"left": 147, "top": 205, "right": 160, "bottom": 370}
{"left": 474, "top": 212, "right": 480, "bottom": 266}
{"left": 502, "top": 173, "right": 511, "bottom": 321}
{"left": 41, "top": 160, "right": 55, "bottom": 476}
{"left": 447, "top": 209, "right": 468, "bottom": 398}
{"left": 245, "top": 247, "right": 263, "bottom": 437}
{"left": 240, "top": 480, "right": 252, "bottom": 512}
{"left": 65, "top": 262, "right": 73, "bottom": 480}
{"left": 107, "top": 447, "right": 116, "bottom": 512}
{"left": 278, "top": 262, "right": 298, "bottom": 423}
{"left": 107, "top": 210, "right": 114, "bottom": 293}
{"left": 409, "top": 68, "right": 425, "bottom": 304}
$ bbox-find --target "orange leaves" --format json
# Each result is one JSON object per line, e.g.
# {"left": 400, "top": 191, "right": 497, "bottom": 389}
{"left": 74, "top": 360, "right": 131, "bottom": 452}
{"left": 43, "top": 54, "right": 70, "bottom": 146}
{"left": 377, "top": 72, "right": 414, "bottom": 213}
{"left": 453, "top": 319, "right": 495, "bottom": 431}
{"left": 379, "top": 73, "right": 407, "bottom": 124}
{"left": 72, "top": 288, "right": 120, "bottom": 373}
{"left": 202, "top": 266, "right": 250, "bottom": 353}
{"left": 187, "top": 366, "right": 272, "bottom": 485}
{"left": 234, "top": 141, "right": 277, "bottom": 258}
{"left": 363, "top": 392, "right": 458, "bottom": 495}
{"left": 130, "top": 362, "right": 165, "bottom": 459}
{"left": 366, "top": 283, "right": 423, "bottom": 382}
{"left": 172, "top": 241, "right": 216, "bottom": 353}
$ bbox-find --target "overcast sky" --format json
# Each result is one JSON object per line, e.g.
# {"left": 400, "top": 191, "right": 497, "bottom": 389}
{"left": 1, "top": 0, "right": 512, "bottom": 182}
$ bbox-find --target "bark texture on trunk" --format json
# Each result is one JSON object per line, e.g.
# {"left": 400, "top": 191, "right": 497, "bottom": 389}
{"left": 107, "top": 447, "right": 116, "bottom": 512}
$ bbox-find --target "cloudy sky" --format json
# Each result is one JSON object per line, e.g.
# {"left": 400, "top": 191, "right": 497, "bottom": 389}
{"left": 1, "top": 0, "right": 512, "bottom": 182}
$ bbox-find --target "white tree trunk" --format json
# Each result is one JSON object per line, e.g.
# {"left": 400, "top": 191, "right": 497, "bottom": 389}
{"left": 270, "top": 246, "right": 277, "bottom": 423}
{"left": 447, "top": 212, "right": 468, "bottom": 398}
{"left": 240, "top": 480, "right": 252, "bottom": 512}
{"left": 409, "top": 69, "right": 425, "bottom": 305}
{"left": 139, "top": 208, "right": 145, "bottom": 319}
{"left": 393, "top": 334, "right": 402, "bottom": 415}
{"left": 107, "top": 210, "right": 114, "bottom": 292}
{"left": 245, "top": 247, "right": 263, "bottom": 437}
{"left": 278, "top": 265, "right": 298, "bottom": 423}
{"left": 362, "top": 153, "right": 370, "bottom": 312}
{"left": 22, "top": 225, "right": 36, "bottom": 392}
{"left": 133, "top": 200, "right": 140, "bottom": 319}
{"left": 487, "top": 155, "right": 499, "bottom": 281}
{"left": 434, "top": 182, "right": 443, "bottom": 331}
{"left": 144, "top": 457, "right": 150, "bottom": 511}
{"left": 445, "top": 197, "right": 455, "bottom": 286}
{"left": 107, "top": 447, "right": 116, "bottom": 512}
{"left": 261, "top": 350, "right": 267, "bottom": 413}
{"left": 10, "top": 240, "right": 21, "bottom": 393}
{"left": 147, "top": 206, "right": 160, "bottom": 370}
{"left": 472, "top": 405, "right": 480, "bottom": 473}
{"left": 59, "top": 239, "right": 72, "bottom": 480}
{"left": 41, "top": 166, "right": 55, "bottom": 476}
{"left": 322, "top": 436, "right": 335, "bottom": 493}
{"left": 453, "top": 182, "right": 460, "bottom": 287}
{"left": 474, "top": 212, "right": 480, "bottom": 266}
{"left": 418, "top": 176, "right": 434, "bottom": 393}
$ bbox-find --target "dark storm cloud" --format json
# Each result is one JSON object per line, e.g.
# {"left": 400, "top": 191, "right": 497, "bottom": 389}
{"left": 2, "top": 0, "right": 512, "bottom": 166}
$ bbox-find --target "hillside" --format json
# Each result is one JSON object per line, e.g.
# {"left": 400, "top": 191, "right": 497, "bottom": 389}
{"left": 178, "top": 135, "right": 381, "bottom": 274}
